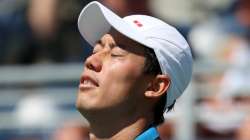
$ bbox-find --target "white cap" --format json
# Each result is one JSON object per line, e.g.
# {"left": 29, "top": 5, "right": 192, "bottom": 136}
{"left": 78, "top": 1, "right": 193, "bottom": 108}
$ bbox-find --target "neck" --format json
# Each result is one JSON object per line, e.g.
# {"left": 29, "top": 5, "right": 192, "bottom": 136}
{"left": 87, "top": 113, "right": 153, "bottom": 140}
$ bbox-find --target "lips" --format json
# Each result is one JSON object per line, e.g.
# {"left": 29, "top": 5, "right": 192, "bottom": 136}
{"left": 79, "top": 75, "right": 99, "bottom": 89}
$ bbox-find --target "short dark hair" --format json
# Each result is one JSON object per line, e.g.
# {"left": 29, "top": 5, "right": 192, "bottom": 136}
{"left": 143, "top": 47, "right": 175, "bottom": 126}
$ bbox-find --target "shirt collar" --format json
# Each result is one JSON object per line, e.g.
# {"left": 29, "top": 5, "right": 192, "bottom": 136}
{"left": 135, "top": 126, "right": 160, "bottom": 140}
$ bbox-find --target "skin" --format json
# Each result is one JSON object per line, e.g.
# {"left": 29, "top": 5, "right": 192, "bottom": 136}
{"left": 52, "top": 121, "right": 90, "bottom": 140}
{"left": 76, "top": 29, "right": 170, "bottom": 140}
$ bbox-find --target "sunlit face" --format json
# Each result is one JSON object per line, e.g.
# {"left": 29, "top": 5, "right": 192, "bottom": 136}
{"left": 76, "top": 29, "right": 153, "bottom": 117}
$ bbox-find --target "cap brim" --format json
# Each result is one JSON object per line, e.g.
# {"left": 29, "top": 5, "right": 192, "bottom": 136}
{"left": 78, "top": 1, "right": 153, "bottom": 48}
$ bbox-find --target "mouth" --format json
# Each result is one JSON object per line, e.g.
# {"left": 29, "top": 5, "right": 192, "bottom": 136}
{"left": 79, "top": 75, "right": 99, "bottom": 90}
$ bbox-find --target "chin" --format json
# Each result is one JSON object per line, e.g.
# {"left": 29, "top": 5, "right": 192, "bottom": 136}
{"left": 75, "top": 101, "right": 95, "bottom": 119}
{"left": 75, "top": 95, "right": 102, "bottom": 112}
{"left": 76, "top": 97, "right": 93, "bottom": 111}
{"left": 76, "top": 89, "right": 97, "bottom": 107}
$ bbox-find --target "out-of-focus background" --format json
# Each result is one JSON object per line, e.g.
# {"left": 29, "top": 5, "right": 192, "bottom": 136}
{"left": 0, "top": 0, "right": 250, "bottom": 140}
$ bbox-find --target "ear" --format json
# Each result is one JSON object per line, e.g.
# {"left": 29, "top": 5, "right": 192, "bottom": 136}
{"left": 145, "top": 74, "right": 171, "bottom": 98}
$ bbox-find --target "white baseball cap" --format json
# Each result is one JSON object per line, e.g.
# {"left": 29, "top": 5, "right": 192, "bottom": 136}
{"left": 78, "top": 1, "right": 193, "bottom": 108}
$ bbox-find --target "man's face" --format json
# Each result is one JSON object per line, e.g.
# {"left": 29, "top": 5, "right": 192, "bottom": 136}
{"left": 76, "top": 30, "right": 153, "bottom": 116}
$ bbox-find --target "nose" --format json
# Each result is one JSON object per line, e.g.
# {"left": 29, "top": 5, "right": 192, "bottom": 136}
{"left": 85, "top": 53, "right": 103, "bottom": 72}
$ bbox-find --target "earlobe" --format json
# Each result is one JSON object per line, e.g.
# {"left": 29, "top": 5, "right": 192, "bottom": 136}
{"left": 145, "top": 75, "right": 171, "bottom": 98}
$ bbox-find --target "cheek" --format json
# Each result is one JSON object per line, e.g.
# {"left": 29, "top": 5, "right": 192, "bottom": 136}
{"left": 100, "top": 58, "right": 146, "bottom": 97}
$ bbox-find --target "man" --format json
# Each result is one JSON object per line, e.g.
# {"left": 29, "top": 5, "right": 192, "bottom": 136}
{"left": 76, "top": 1, "right": 192, "bottom": 139}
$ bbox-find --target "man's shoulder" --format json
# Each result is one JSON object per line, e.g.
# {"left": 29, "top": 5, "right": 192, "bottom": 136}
{"left": 135, "top": 126, "right": 160, "bottom": 140}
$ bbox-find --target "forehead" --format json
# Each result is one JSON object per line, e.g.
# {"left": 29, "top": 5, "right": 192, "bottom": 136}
{"left": 100, "top": 28, "right": 147, "bottom": 56}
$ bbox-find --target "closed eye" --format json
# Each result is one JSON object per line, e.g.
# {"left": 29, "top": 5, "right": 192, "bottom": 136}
{"left": 92, "top": 41, "right": 103, "bottom": 54}
{"left": 111, "top": 53, "right": 124, "bottom": 57}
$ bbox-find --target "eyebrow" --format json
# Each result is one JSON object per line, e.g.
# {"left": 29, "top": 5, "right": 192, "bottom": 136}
{"left": 95, "top": 39, "right": 116, "bottom": 49}
{"left": 95, "top": 40, "right": 103, "bottom": 46}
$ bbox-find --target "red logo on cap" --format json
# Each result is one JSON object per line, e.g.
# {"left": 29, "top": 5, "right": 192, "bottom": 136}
{"left": 133, "top": 20, "right": 143, "bottom": 27}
